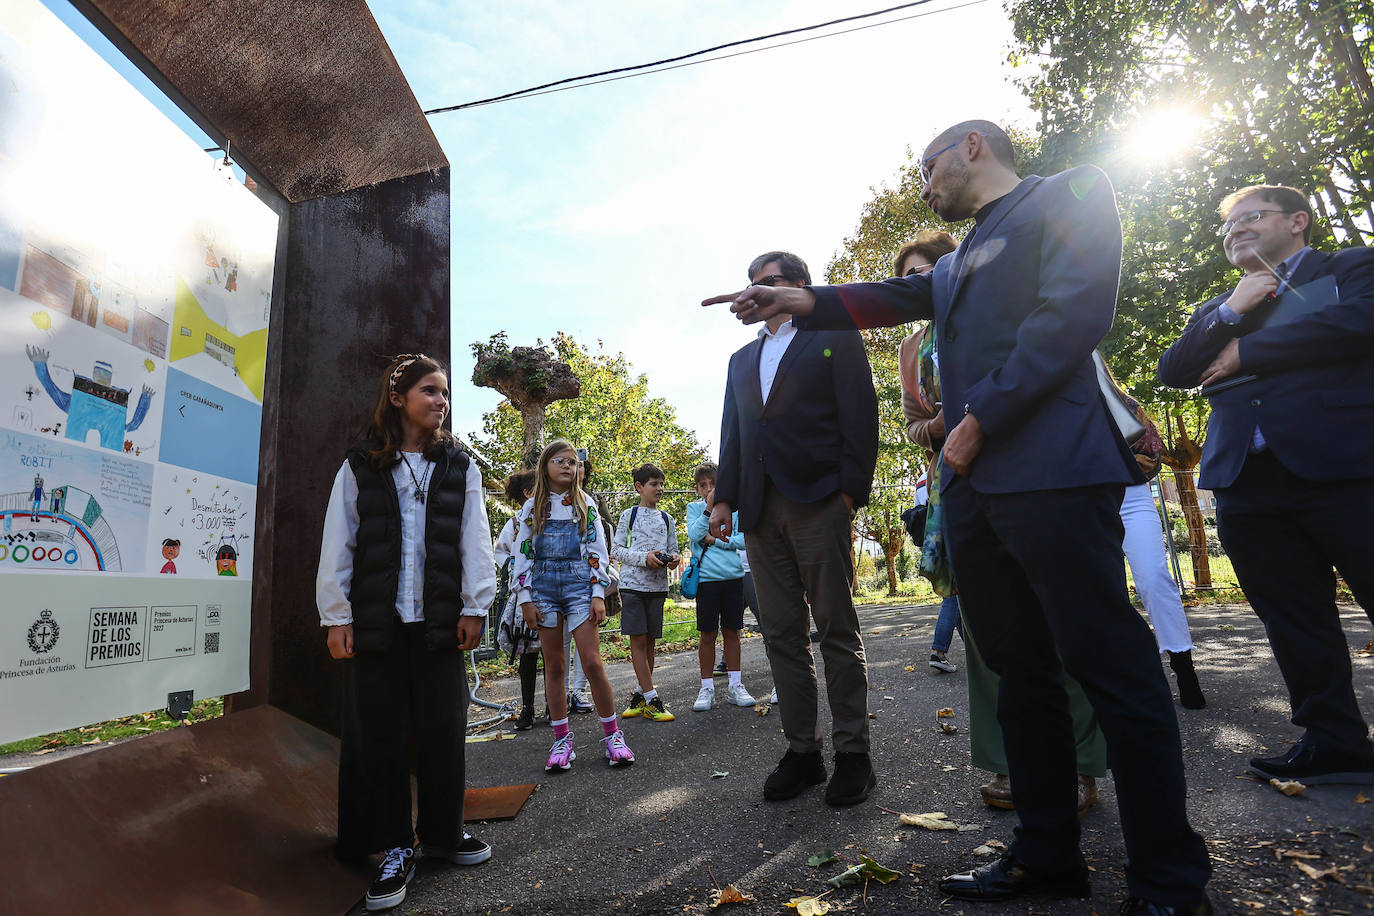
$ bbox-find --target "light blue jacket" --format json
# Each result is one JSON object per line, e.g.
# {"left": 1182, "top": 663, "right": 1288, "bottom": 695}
{"left": 686, "top": 499, "right": 745, "bottom": 583}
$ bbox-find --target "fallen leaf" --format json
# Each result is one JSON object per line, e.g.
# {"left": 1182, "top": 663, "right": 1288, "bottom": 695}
{"left": 807, "top": 851, "right": 839, "bottom": 867}
{"left": 827, "top": 855, "right": 901, "bottom": 889}
{"left": 904, "top": 665, "right": 915, "bottom": 672}
{"left": 857, "top": 855, "right": 901, "bottom": 884}
{"left": 712, "top": 771, "right": 729, "bottom": 779}
{"left": 1278, "top": 850, "right": 1322, "bottom": 861}
{"left": 899, "top": 811, "right": 959, "bottom": 831}
{"left": 1293, "top": 861, "right": 1341, "bottom": 882}
{"left": 971, "top": 839, "right": 1007, "bottom": 856}
{"left": 784, "top": 896, "right": 832, "bottom": 915}
{"left": 1270, "top": 777, "right": 1306, "bottom": 796}
{"left": 709, "top": 884, "right": 755, "bottom": 906}
{"left": 936, "top": 708, "right": 955, "bottom": 718}
{"left": 938, "top": 722, "right": 958, "bottom": 734}
{"left": 1356, "top": 793, "right": 1370, "bottom": 804}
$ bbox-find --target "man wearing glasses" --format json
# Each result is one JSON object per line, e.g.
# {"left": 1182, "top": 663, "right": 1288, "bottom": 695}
{"left": 704, "top": 120, "right": 1211, "bottom": 915}
{"left": 709, "top": 251, "right": 880, "bottom": 808}
{"left": 1159, "top": 185, "right": 1374, "bottom": 786}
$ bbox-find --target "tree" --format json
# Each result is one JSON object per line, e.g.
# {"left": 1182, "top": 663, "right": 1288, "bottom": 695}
{"left": 1005, "top": 0, "right": 1371, "bottom": 588}
{"left": 470, "top": 332, "right": 580, "bottom": 468}
{"left": 468, "top": 332, "right": 707, "bottom": 518}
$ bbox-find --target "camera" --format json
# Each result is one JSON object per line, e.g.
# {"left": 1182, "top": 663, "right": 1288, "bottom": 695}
{"left": 654, "top": 551, "right": 677, "bottom": 564}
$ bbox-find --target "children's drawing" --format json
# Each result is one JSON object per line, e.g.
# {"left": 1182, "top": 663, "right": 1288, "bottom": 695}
{"left": 24, "top": 345, "right": 154, "bottom": 451}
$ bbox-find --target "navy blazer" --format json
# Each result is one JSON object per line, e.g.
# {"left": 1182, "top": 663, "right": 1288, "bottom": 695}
{"left": 797, "top": 167, "right": 1141, "bottom": 494}
{"left": 714, "top": 327, "right": 878, "bottom": 533}
{"left": 1157, "top": 246, "right": 1374, "bottom": 489}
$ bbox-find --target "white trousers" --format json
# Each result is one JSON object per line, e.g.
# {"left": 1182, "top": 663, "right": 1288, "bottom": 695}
{"left": 1121, "top": 482, "right": 1194, "bottom": 653}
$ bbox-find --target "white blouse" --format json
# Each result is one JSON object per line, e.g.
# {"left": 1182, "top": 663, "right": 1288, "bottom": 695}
{"left": 316, "top": 451, "right": 496, "bottom": 627}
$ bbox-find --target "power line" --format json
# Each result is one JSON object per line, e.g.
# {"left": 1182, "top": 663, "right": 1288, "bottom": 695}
{"left": 423, "top": 0, "right": 983, "bottom": 115}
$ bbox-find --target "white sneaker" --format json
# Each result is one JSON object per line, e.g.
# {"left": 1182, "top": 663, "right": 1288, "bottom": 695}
{"left": 693, "top": 686, "right": 715, "bottom": 711}
{"left": 727, "top": 683, "right": 756, "bottom": 707}
{"left": 769, "top": 687, "right": 779, "bottom": 704}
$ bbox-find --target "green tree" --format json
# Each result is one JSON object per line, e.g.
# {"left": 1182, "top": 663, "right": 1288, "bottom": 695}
{"left": 468, "top": 332, "right": 707, "bottom": 519}
{"left": 1005, "top": 0, "right": 1372, "bottom": 585}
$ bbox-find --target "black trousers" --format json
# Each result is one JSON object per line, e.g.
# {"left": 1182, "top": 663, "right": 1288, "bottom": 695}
{"left": 337, "top": 618, "right": 469, "bottom": 857}
{"left": 943, "top": 477, "right": 1209, "bottom": 905}
{"left": 1215, "top": 451, "right": 1374, "bottom": 757}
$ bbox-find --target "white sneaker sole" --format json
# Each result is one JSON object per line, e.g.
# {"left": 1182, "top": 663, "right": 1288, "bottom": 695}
{"left": 365, "top": 874, "right": 413, "bottom": 911}
{"left": 729, "top": 693, "right": 756, "bottom": 707}
{"left": 421, "top": 843, "right": 492, "bottom": 866}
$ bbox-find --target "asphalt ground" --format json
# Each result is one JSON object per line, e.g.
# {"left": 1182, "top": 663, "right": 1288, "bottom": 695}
{"left": 379, "top": 600, "right": 1374, "bottom": 916}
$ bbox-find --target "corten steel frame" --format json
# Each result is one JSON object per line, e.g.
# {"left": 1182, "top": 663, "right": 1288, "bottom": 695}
{"left": 0, "top": 3, "right": 453, "bottom": 913}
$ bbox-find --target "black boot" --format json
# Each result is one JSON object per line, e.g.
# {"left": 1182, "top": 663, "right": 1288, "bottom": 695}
{"left": 1168, "top": 650, "right": 1206, "bottom": 709}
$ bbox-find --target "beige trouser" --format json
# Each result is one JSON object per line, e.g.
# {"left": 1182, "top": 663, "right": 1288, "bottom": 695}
{"left": 747, "top": 483, "right": 870, "bottom": 754}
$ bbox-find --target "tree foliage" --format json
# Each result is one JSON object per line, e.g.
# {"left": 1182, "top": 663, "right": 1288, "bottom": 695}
{"left": 468, "top": 332, "right": 707, "bottom": 519}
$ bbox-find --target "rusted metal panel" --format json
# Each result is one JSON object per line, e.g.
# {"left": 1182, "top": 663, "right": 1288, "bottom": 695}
{"left": 81, "top": 0, "right": 447, "bottom": 201}
{"left": 0, "top": 706, "right": 369, "bottom": 915}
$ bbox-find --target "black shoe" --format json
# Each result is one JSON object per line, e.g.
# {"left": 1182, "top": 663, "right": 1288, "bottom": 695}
{"left": 365, "top": 846, "right": 415, "bottom": 911}
{"left": 1120, "top": 894, "right": 1213, "bottom": 915}
{"left": 567, "top": 690, "right": 593, "bottom": 714}
{"left": 713, "top": 658, "right": 728, "bottom": 676}
{"left": 1248, "top": 740, "right": 1374, "bottom": 785}
{"left": 939, "top": 853, "right": 1090, "bottom": 902}
{"left": 763, "top": 749, "right": 827, "bottom": 801}
{"left": 825, "top": 751, "right": 877, "bottom": 806}
{"left": 1168, "top": 651, "right": 1206, "bottom": 709}
{"left": 514, "top": 705, "right": 534, "bottom": 730}
{"left": 809, "top": 629, "right": 821, "bottom": 643}
{"left": 421, "top": 832, "right": 492, "bottom": 866}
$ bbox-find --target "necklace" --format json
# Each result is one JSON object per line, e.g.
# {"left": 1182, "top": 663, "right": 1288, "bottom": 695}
{"left": 398, "top": 453, "right": 433, "bottom": 503}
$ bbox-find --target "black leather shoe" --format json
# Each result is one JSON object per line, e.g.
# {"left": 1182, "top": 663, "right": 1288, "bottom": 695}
{"left": 1248, "top": 740, "right": 1374, "bottom": 785}
{"left": 939, "top": 854, "right": 1090, "bottom": 902}
{"left": 825, "top": 751, "right": 877, "bottom": 806}
{"left": 1120, "top": 894, "right": 1213, "bottom": 915}
{"left": 1167, "top": 650, "right": 1206, "bottom": 709}
{"left": 763, "top": 749, "right": 826, "bottom": 801}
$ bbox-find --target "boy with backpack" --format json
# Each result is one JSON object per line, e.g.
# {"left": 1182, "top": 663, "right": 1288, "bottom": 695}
{"left": 614, "top": 463, "right": 681, "bottom": 722}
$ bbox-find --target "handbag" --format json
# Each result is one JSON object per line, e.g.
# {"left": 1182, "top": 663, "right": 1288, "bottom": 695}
{"left": 917, "top": 458, "right": 955, "bottom": 598}
{"left": 680, "top": 541, "right": 710, "bottom": 599}
{"left": 1093, "top": 351, "right": 1147, "bottom": 446}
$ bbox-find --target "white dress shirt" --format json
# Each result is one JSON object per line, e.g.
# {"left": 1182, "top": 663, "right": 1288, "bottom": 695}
{"left": 758, "top": 318, "right": 798, "bottom": 403}
{"left": 316, "top": 451, "right": 496, "bottom": 627}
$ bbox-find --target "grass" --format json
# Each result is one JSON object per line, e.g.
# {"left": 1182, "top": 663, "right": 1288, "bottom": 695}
{"left": 0, "top": 697, "right": 225, "bottom": 757}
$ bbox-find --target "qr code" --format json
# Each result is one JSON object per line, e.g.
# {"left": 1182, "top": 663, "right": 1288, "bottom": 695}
{"left": 204, "top": 632, "right": 220, "bottom": 654}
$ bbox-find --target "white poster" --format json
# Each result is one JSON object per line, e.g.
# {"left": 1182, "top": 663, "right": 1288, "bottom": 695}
{"left": 0, "top": 0, "right": 274, "bottom": 743}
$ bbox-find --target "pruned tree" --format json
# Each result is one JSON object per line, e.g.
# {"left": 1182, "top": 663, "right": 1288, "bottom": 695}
{"left": 470, "top": 332, "right": 580, "bottom": 468}
{"left": 1160, "top": 403, "right": 1212, "bottom": 588}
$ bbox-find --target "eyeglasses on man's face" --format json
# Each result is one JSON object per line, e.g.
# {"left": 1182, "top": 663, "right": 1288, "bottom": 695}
{"left": 1220, "top": 209, "right": 1294, "bottom": 237}
{"left": 903, "top": 263, "right": 935, "bottom": 277}
{"left": 920, "top": 140, "right": 960, "bottom": 183}
{"left": 751, "top": 274, "right": 788, "bottom": 287}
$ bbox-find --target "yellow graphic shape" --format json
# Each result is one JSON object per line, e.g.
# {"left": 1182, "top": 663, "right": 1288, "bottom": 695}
{"left": 144, "top": 358, "right": 155, "bottom": 372}
{"left": 30, "top": 310, "right": 50, "bottom": 331}
{"left": 169, "top": 279, "right": 267, "bottom": 402}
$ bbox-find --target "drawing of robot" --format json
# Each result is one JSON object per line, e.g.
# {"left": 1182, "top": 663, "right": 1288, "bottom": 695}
{"left": 25, "top": 346, "right": 155, "bottom": 451}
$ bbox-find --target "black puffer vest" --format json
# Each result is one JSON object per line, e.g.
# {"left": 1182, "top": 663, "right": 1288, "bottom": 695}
{"left": 345, "top": 440, "right": 469, "bottom": 652}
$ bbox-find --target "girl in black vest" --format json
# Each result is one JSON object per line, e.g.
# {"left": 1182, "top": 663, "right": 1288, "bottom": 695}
{"left": 316, "top": 354, "right": 497, "bottom": 912}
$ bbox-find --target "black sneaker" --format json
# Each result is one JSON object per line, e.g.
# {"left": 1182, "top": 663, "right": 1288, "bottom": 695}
{"left": 763, "top": 749, "right": 827, "bottom": 801}
{"left": 567, "top": 690, "right": 594, "bottom": 714}
{"left": 1248, "top": 740, "right": 1374, "bottom": 785}
{"left": 421, "top": 832, "right": 492, "bottom": 866}
{"left": 713, "top": 658, "right": 728, "bottom": 676}
{"left": 825, "top": 751, "right": 877, "bottom": 806}
{"left": 514, "top": 705, "right": 534, "bottom": 730}
{"left": 365, "top": 846, "right": 415, "bottom": 911}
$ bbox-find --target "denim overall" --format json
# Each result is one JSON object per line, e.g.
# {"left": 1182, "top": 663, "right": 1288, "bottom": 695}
{"left": 531, "top": 518, "right": 592, "bottom": 632}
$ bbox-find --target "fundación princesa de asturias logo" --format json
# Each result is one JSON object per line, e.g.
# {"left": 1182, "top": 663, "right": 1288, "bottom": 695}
{"left": 27, "top": 609, "right": 60, "bottom": 654}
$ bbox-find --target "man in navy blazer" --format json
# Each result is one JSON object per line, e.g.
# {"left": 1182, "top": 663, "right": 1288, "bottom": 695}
{"left": 705, "top": 121, "right": 1210, "bottom": 915}
{"left": 1159, "top": 184, "right": 1374, "bottom": 785}
{"left": 710, "top": 250, "right": 880, "bottom": 808}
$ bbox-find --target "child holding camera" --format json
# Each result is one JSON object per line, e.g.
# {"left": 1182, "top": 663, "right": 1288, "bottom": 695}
{"left": 613, "top": 463, "right": 681, "bottom": 722}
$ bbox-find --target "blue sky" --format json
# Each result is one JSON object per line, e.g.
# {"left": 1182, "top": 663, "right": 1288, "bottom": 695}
{"left": 43, "top": 0, "right": 1032, "bottom": 458}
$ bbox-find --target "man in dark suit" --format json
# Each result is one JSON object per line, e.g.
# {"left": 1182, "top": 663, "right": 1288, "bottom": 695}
{"left": 1159, "top": 184, "right": 1374, "bottom": 785}
{"left": 709, "top": 250, "right": 880, "bottom": 807}
{"left": 704, "top": 121, "right": 1211, "bottom": 915}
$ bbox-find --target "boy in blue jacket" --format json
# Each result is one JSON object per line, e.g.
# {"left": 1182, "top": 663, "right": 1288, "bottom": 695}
{"left": 687, "top": 462, "right": 756, "bottom": 711}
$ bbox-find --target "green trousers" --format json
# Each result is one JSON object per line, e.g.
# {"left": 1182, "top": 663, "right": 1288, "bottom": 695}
{"left": 962, "top": 602, "right": 1107, "bottom": 777}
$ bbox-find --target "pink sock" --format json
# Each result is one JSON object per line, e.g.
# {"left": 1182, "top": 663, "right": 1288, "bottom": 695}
{"left": 553, "top": 719, "right": 570, "bottom": 740}
{"left": 601, "top": 714, "right": 619, "bottom": 737}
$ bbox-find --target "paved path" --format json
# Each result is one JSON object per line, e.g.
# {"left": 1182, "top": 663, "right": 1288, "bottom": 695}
{"left": 390, "top": 601, "right": 1374, "bottom": 915}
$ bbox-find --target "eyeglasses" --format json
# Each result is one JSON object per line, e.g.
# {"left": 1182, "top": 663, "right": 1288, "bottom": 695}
{"left": 550, "top": 457, "right": 577, "bottom": 468}
{"left": 751, "top": 274, "right": 788, "bottom": 287}
{"left": 903, "top": 263, "right": 934, "bottom": 277}
{"left": 919, "top": 140, "right": 959, "bottom": 183}
{"left": 1220, "top": 209, "right": 1293, "bottom": 237}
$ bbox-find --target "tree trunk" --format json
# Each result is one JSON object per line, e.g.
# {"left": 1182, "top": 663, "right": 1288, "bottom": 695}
{"left": 850, "top": 524, "right": 860, "bottom": 596}
{"left": 1172, "top": 469, "right": 1213, "bottom": 589}
{"left": 520, "top": 404, "right": 546, "bottom": 468}
{"left": 885, "top": 539, "right": 900, "bottom": 597}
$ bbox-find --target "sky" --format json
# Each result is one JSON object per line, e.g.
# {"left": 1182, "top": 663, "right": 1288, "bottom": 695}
{"left": 368, "top": 0, "right": 1034, "bottom": 458}
{"left": 37, "top": 0, "right": 1034, "bottom": 463}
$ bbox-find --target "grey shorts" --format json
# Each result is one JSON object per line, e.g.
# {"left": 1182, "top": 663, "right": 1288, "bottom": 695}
{"left": 619, "top": 590, "right": 666, "bottom": 638}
